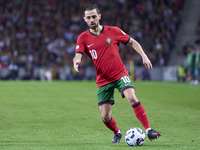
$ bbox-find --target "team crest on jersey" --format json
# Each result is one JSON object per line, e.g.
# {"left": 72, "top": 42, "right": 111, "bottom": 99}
{"left": 106, "top": 37, "right": 113, "bottom": 47}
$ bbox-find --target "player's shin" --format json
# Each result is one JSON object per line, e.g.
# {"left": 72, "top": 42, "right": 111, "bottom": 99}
{"left": 103, "top": 117, "right": 119, "bottom": 134}
{"left": 132, "top": 101, "right": 150, "bottom": 130}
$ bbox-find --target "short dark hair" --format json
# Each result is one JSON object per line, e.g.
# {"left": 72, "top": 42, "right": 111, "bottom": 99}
{"left": 83, "top": 4, "right": 101, "bottom": 16}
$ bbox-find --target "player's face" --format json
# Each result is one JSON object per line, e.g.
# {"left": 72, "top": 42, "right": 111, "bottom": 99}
{"left": 84, "top": 9, "right": 101, "bottom": 29}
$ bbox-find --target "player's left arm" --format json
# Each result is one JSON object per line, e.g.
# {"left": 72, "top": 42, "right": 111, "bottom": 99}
{"left": 128, "top": 37, "right": 153, "bottom": 70}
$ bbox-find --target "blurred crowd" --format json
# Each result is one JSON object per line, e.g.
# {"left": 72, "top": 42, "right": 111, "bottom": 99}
{"left": 180, "top": 17, "right": 200, "bottom": 84}
{"left": 0, "top": 0, "right": 184, "bottom": 80}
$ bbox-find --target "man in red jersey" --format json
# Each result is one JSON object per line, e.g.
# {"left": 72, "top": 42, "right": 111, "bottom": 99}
{"left": 73, "top": 4, "right": 161, "bottom": 143}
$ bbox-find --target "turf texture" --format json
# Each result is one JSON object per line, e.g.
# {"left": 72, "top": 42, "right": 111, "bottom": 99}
{"left": 0, "top": 81, "right": 199, "bottom": 150}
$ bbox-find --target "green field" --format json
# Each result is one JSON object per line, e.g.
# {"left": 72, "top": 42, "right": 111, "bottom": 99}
{"left": 0, "top": 81, "right": 199, "bottom": 150}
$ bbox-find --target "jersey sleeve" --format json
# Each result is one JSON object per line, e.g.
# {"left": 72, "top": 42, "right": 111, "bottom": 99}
{"left": 114, "top": 26, "right": 130, "bottom": 45}
{"left": 75, "top": 33, "right": 85, "bottom": 55}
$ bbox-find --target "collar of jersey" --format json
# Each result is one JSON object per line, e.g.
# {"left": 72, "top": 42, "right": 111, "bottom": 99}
{"left": 89, "top": 26, "right": 104, "bottom": 36}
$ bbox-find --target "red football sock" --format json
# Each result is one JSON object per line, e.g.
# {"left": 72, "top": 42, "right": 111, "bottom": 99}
{"left": 103, "top": 117, "right": 119, "bottom": 134}
{"left": 132, "top": 101, "right": 150, "bottom": 129}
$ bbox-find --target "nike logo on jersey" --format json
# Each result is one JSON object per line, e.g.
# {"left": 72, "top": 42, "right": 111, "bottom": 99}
{"left": 87, "top": 43, "right": 94, "bottom": 47}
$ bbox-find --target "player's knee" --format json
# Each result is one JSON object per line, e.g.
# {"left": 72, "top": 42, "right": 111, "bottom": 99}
{"left": 126, "top": 95, "right": 138, "bottom": 104}
{"left": 126, "top": 95, "right": 134, "bottom": 101}
{"left": 102, "top": 114, "right": 111, "bottom": 123}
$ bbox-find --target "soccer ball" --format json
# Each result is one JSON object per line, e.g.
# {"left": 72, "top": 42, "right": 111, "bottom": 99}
{"left": 125, "top": 127, "right": 145, "bottom": 146}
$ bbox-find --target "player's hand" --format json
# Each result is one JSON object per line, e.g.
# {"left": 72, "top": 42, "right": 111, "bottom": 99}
{"left": 73, "top": 53, "right": 82, "bottom": 72}
{"left": 73, "top": 59, "right": 81, "bottom": 72}
{"left": 142, "top": 56, "right": 153, "bottom": 70}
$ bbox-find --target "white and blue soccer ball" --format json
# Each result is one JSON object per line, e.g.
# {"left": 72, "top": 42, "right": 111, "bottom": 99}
{"left": 125, "top": 127, "right": 145, "bottom": 146}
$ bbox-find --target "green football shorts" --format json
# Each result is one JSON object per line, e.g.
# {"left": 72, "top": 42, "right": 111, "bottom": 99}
{"left": 97, "top": 76, "right": 134, "bottom": 106}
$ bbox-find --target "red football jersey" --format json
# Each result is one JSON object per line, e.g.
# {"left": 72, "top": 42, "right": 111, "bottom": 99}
{"left": 75, "top": 26, "right": 130, "bottom": 87}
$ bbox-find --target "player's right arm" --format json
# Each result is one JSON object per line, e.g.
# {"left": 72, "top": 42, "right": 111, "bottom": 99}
{"left": 73, "top": 53, "right": 83, "bottom": 72}
{"left": 74, "top": 33, "right": 85, "bottom": 72}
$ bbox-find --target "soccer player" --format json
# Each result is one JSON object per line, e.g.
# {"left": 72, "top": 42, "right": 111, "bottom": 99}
{"left": 73, "top": 4, "right": 161, "bottom": 143}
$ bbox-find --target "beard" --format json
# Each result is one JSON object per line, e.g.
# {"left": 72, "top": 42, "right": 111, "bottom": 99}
{"left": 88, "top": 22, "right": 98, "bottom": 29}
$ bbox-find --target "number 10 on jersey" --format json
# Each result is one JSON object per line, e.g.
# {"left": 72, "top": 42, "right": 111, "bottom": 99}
{"left": 121, "top": 76, "right": 131, "bottom": 83}
{"left": 89, "top": 50, "right": 97, "bottom": 59}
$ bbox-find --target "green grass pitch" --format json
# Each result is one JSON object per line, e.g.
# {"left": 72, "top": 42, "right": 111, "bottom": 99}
{"left": 0, "top": 81, "right": 199, "bottom": 150}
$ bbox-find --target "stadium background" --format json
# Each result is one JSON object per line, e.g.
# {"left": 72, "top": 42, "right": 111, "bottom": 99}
{"left": 0, "top": 0, "right": 199, "bottom": 82}
{"left": 0, "top": 1, "right": 200, "bottom": 149}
